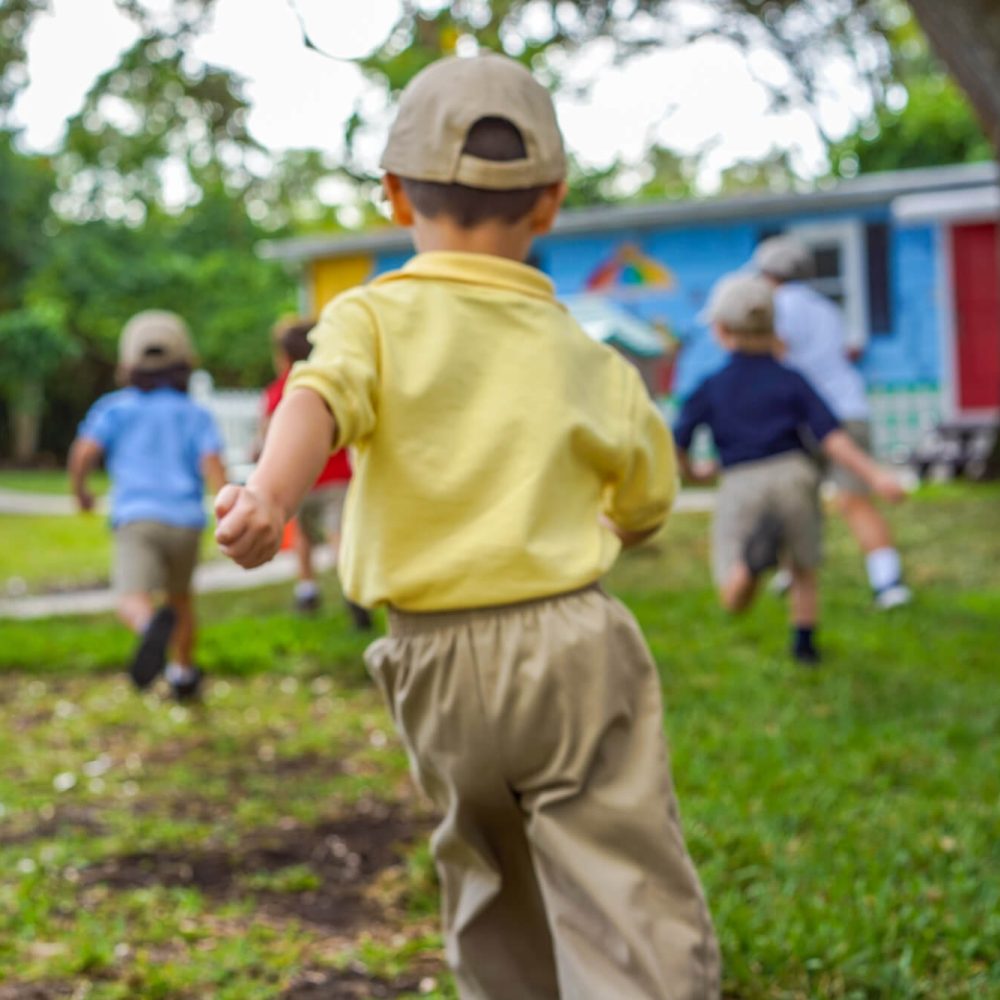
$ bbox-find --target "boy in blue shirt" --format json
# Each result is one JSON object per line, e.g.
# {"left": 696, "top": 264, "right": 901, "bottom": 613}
{"left": 674, "top": 274, "right": 904, "bottom": 663}
{"left": 69, "top": 311, "right": 227, "bottom": 698}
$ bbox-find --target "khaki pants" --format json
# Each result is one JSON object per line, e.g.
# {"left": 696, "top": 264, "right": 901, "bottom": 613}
{"left": 365, "top": 586, "right": 720, "bottom": 1000}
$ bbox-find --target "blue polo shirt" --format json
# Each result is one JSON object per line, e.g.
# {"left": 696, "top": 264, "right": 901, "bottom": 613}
{"left": 78, "top": 387, "right": 223, "bottom": 528}
{"left": 673, "top": 353, "right": 839, "bottom": 469}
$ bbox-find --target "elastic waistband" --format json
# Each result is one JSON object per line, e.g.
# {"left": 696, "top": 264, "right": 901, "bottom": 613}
{"left": 386, "top": 583, "right": 602, "bottom": 638}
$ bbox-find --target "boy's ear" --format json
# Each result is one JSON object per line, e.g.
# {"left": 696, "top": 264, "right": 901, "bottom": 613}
{"left": 382, "top": 174, "right": 415, "bottom": 227}
{"left": 529, "top": 181, "right": 567, "bottom": 236}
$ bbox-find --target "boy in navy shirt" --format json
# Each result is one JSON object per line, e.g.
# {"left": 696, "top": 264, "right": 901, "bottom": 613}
{"left": 674, "top": 274, "right": 904, "bottom": 663}
{"left": 69, "top": 311, "right": 227, "bottom": 698}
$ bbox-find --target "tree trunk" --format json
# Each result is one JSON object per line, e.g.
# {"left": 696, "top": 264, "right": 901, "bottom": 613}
{"left": 908, "top": 0, "right": 1000, "bottom": 477}
{"left": 9, "top": 379, "right": 42, "bottom": 463}
{"left": 908, "top": 0, "right": 1000, "bottom": 151}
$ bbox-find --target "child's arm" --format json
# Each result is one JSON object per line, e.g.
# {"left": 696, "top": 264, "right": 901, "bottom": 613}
{"left": 201, "top": 453, "right": 228, "bottom": 496}
{"left": 676, "top": 446, "right": 719, "bottom": 485}
{"left": 67, "top": 437, "right": 103, "bottom": 512}
{"left": 215, "top": 389, "right": 335, "bottom": 568}
{"left": 821, "top": 430, "right": 905, "bottom": 502}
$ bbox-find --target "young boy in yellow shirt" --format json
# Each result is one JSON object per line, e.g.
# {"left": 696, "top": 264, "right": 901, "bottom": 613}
{"left": 215, "top": 54, "right": 719, "bottom": 999}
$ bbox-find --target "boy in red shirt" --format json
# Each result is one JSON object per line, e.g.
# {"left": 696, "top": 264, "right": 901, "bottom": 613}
{"left": 261, "top": 317, "right": 371, "bottom": 628}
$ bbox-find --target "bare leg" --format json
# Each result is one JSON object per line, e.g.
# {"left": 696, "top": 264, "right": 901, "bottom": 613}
{"left": 789, "top": 567, "right": 818, "bottom": 626}
{"left": 835, "top": 492, "right": 892, "bottom": 554}
{"left": 719, "top": 562, "right": 758, "bottom": 614}
{"left": 167, "top": 592, "right": 195, "bottom": 667}
{"left": 294, "top": 524, "right": 316, "bottom": 583}
{"left": 118, "top": 592, "right": 154, "bottom": 634}
{"left": 789, "top": 567, "right": 820, "bottom": 663}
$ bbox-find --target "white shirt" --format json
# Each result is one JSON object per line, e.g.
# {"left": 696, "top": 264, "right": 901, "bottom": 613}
{"left": 773, "top": 281, "right": 870, "bottom": 421}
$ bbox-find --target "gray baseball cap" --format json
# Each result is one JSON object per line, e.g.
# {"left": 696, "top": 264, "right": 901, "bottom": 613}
{"left": 380, "top": 53, "right": 567, "bottom": 190}
{"left": 703, "top": 273, "right": 775, "bottom": 334}
{"left": 752, "top": 235, "right": 815, "bottom": 281}
{"left": 119, "top": 310, "right": 195, "bottom": 371}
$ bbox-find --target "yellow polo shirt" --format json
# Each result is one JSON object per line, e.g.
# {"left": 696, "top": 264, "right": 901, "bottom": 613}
{"left": 288, "top": 251, "right": 677, "bottom": 611}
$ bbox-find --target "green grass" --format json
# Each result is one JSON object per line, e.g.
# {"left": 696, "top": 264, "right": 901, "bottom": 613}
{"left": 0, "top": 513, "right": 225, "bottom": 595}
{"left": 0, "top": 484, "right": 998, "bottom": 998}
{"left": 0, "top": 469, "right": 109, "bottom": 495}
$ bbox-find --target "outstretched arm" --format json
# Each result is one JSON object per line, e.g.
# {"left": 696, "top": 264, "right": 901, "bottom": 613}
{"left": 215, "top": 389, "right": 336, "bottom": 568}
{"left": 67, "top": 437, "right": 103, "bottom": 512}
{"left": 201, "top": 452, "right": 228, "bottom": 496}
{"left": 822, "top": 430, "right": 904, "bottom": 502}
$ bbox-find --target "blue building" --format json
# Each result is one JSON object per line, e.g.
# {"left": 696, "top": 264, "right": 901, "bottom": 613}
{"left": 263, "top": 161, "right": 1000, "bottom": 459}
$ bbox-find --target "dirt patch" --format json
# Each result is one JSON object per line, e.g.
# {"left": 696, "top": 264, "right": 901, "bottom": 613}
{"left": 81, "top": 802, "right": 428, "bottom": 930}
{"left": 0, "top": 805, "right": 106, "bottom": 846}
{"left": 0, "top": 984, "right": 74, "bottom": 1000}
{"left": 280, "top": 967, "right": 427, "bottom": 999}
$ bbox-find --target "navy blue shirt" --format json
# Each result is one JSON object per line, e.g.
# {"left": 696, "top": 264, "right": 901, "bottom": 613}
{"left": 673, "top": 353, "right": 839, "bottom": 469}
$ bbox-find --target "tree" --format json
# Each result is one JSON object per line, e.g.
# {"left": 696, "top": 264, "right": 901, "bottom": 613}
{"left": 907, "top": 0, "right": 1000, "bottom": 153}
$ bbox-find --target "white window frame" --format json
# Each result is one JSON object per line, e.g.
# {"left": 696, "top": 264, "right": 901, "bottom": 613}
{"left": 787, "top": 219, "right": 868, "bottom": 350}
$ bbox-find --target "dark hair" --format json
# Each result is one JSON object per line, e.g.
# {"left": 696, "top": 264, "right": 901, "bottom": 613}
{"left": 279, "top": 320, "right": 316, "bottom": 363}
{"left": 399, "top": 117, "right": 546, "bottom": 229}
{"left": 129, "top": 363, "right": 192, "bottom": 392}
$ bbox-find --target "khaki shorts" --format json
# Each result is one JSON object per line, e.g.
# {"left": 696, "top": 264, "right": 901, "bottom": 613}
{"left": 366, "top": 586, "right": 720, "bottom": 1000}
{"left": 828, "top": 419, "right": 873, "bottom": 495}
{"left": 713, "top": 451, "right": 821, "bottom": 584}
{"left": 113, "top": 520, "right": 201, "bottom": 595}
{"left": 297, "top": 484, "right": 347, "bottom": 545}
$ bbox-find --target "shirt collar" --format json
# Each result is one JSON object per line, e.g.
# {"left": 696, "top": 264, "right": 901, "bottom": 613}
{"left": 387, "top": 251, "right": 558, "bottom": 303}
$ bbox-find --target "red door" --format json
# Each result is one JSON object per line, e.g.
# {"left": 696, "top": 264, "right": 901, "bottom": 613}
{"left": 952, "top": 222, "right": 1000, "bottom": 411}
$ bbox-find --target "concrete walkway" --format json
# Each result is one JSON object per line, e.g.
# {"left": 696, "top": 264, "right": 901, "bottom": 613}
{"left": 0, "top": 488, "right": 717, "bottom": 620}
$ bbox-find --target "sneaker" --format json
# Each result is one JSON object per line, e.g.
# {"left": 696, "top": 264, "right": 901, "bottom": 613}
{"left": 129, "top": 606, "right": 176, "bottom": 690}
{"left": 168, "top": 667, "right": 203, "bottom": 702}
{"left": 744, "top": 513, "right": 784, "bottom": 577}
{"left": 874, "top": 583, "right": 912, "bottom": 610}
{"left": 346, "top": 600, "right": 373, "bottom": 631}
{"left": 294, "top": 590, "right": 322, "bottom": 614}
{"left": 793, "top": 645, "right": 821, "bottom": 667}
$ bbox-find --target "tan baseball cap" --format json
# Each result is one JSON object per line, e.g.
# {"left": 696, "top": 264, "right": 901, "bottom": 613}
{"left": 703, "top": 273, "right": 775, "bottom": 334}
{"left": 752, "top": 235, "right": 815, "bottom": 281}
{"left": 119, "top": 310, "right": 195, "bottom": 371}
{"left": 380, "top": 53, "right": 566, "bottom": 190}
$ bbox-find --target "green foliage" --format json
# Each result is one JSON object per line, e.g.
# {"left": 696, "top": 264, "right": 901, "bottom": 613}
{"left": 0, "top": 129, "right": 55, "bottom": 309}
{"left": 830, "top": 75, "right": 992, "bottom": 177}
{"left": 0, "top": 303, "right": 77, "bottom": 388}
{"left": 0, "top": 0, "right": 47, "bottom": 114}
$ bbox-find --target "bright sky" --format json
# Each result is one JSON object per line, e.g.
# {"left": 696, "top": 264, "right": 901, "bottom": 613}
{"left": 12, "top": 0, "right": 871, "bottom": 191}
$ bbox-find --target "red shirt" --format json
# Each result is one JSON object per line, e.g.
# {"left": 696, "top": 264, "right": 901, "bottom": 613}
{"left": 263, "top": 372, "right": 351, "bottom": 486}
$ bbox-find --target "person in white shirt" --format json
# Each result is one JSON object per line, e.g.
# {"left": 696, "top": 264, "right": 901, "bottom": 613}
{"left": 754, "top": 235, "right": 912, "bottom": 610}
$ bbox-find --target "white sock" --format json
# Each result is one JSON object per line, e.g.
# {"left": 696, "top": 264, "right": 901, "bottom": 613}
{"left": 165, "top": 662, "right": 197, "bottom": 685}
{"left": 866, "top": 547, "right": 902, "bottom": 592}
{"left": 294, "top": 580, "right": 319, "bottom": 600}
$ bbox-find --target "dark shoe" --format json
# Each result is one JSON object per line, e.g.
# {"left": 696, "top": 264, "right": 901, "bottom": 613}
{"left": 744, "top": 513, "right": 784, "bottom": 577}
{"left": 345, "top": 599, "right": 373, "bottom": 631}
{"left": 294, "top": 590, "right": 321, "bottom": 614}
{"left": 169, "top": 667, "right": 203, "bottom": 702}
{"left": 793, "top": 645, "right": 821, "bottom": 667}
{"left": 129, "top": 607, "right": 176, "bottom": 690}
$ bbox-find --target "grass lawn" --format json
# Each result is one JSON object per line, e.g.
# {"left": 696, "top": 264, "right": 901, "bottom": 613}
{"left": 0, "top": 514, "right": 224, "bottom": 596}
{"left": 0, "top": 483, "right": 997, "bottom": 998}
{"left": 0, "top": 470, "right": 109, "bottom": 495}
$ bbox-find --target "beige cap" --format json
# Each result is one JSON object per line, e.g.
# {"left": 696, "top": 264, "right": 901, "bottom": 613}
{"left": 380, "top": 53, "right": 566, "bottom": 190}
{"left": 703, "top": 273, "right": 775, "bottom": 334}
{"left": 752, "top": 235, "right": 815, "bottom": 281}
{"left": 119, "top": 310, "right": 195, "bottom": 371}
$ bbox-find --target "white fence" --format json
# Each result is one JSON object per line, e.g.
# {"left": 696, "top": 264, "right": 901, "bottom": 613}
{"left": 189, "top": 371, "right": 261, "bottom": 482}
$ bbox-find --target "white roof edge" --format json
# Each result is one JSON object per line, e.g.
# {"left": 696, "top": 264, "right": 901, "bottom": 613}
{"left": 892, "top": 185, "right": 1000, "bottom": 224}
{"left": 260, "top": 161, "right": 1000, "bottom": 263}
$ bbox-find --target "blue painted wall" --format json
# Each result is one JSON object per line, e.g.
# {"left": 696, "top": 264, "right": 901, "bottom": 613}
{"left": 364, "top": 207, "right": 944, "bottom": 399}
